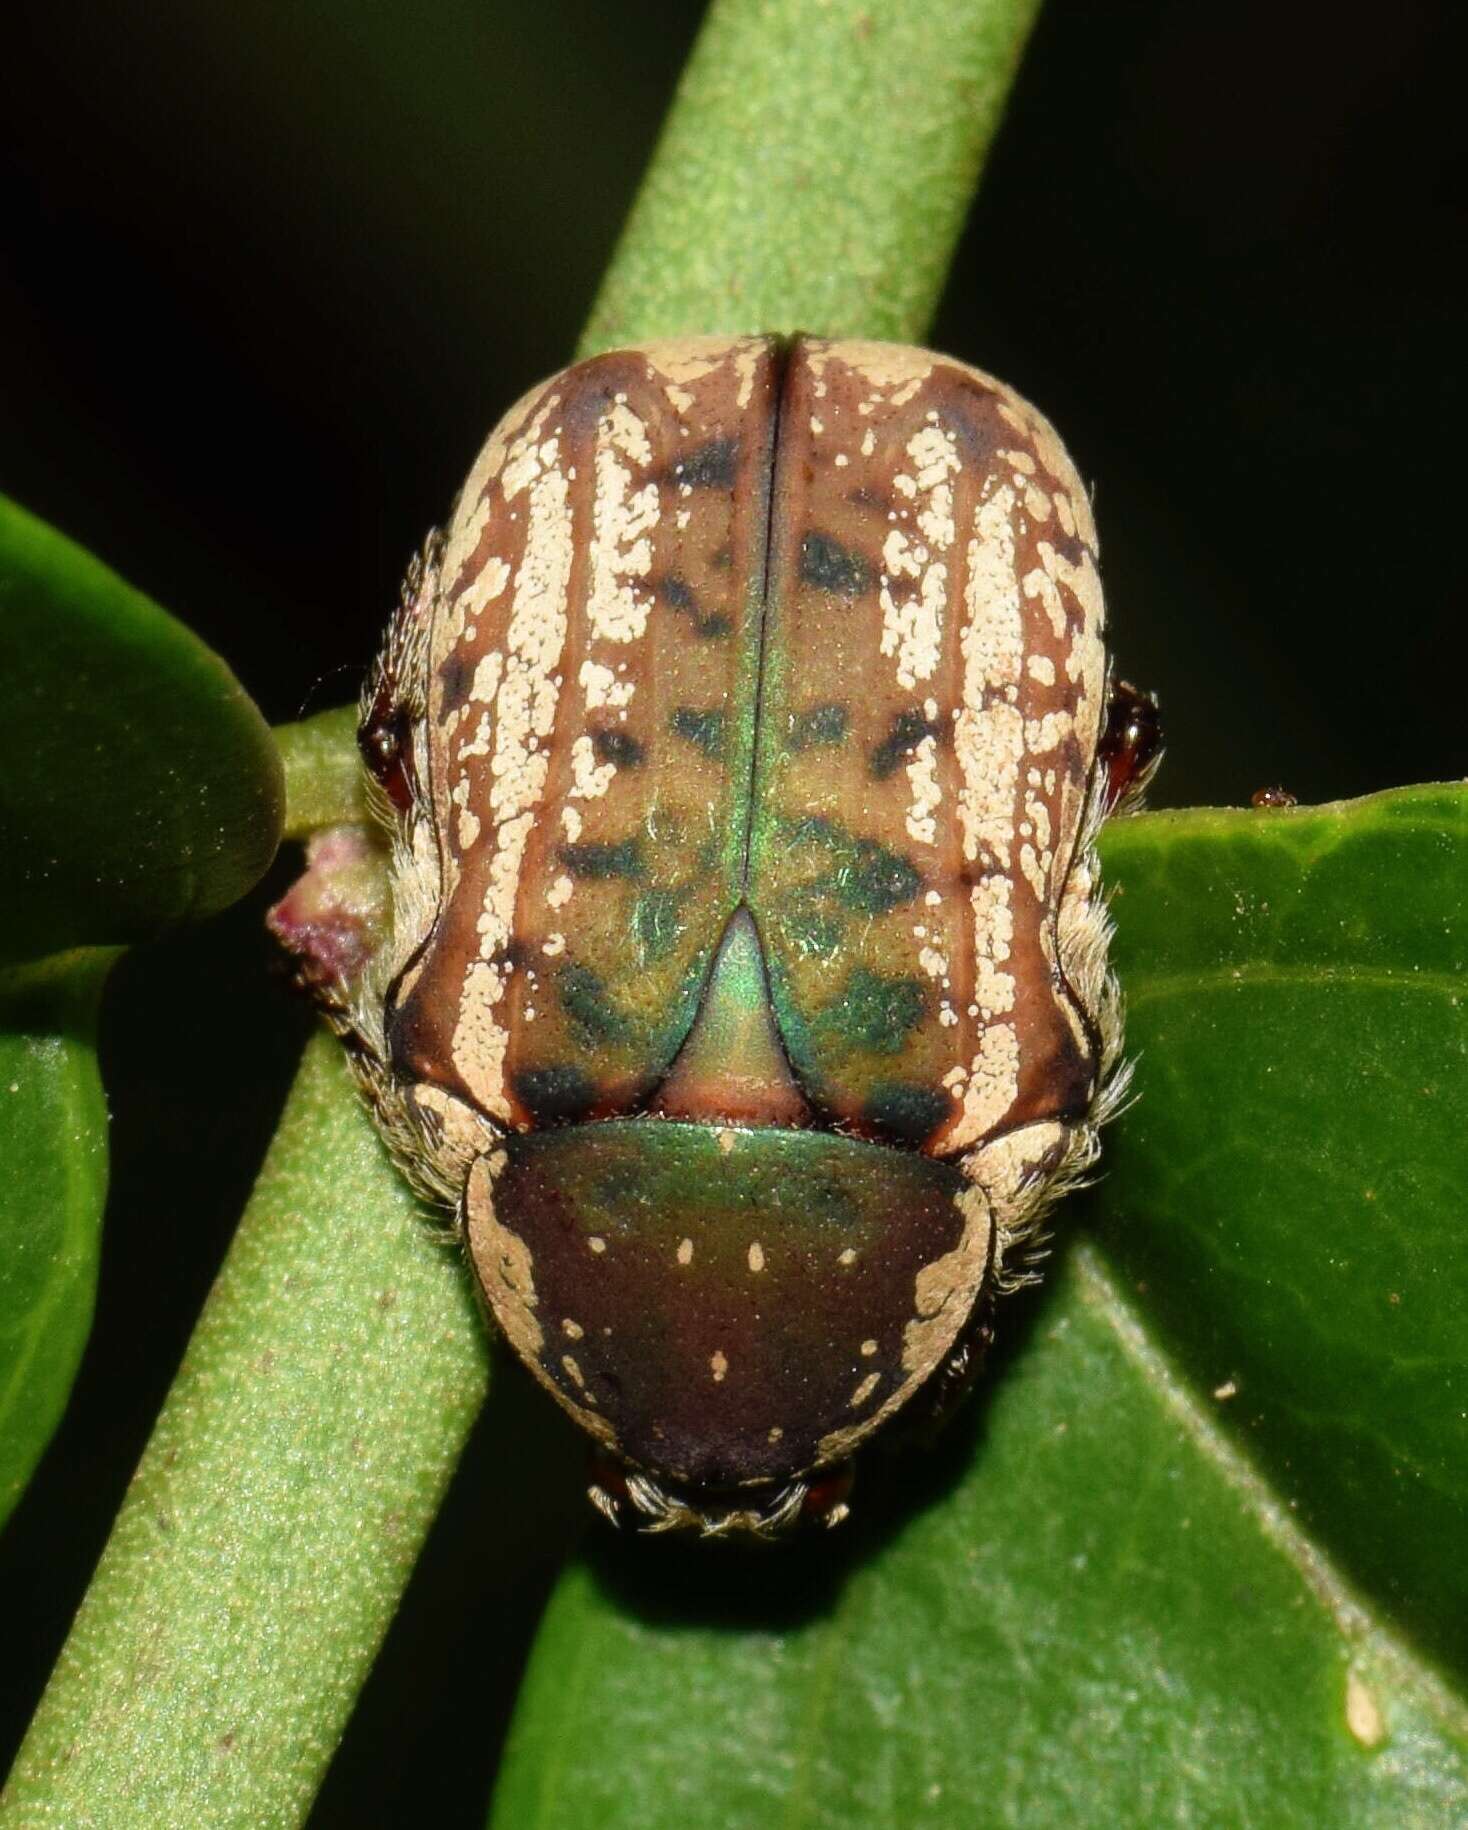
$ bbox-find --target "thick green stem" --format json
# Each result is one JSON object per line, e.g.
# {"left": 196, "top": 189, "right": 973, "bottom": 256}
{"left": 0, "top": 1035, "right": 487, "bottom": 1827}
{"left": 3, "top": 1, "right": 1043, "bottom": 1821}
{"left": 581, "top": 0, "right": 1043, "bottom": 355}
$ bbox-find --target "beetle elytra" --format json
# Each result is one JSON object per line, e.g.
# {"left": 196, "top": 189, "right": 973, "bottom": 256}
{"left": 278, "top": 336, "right": 1159, "bottom": 1538}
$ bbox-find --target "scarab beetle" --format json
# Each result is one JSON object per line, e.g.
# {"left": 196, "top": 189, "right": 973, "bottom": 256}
{"left": 289, "top": 337, "right": 1159, "bottom": 1538}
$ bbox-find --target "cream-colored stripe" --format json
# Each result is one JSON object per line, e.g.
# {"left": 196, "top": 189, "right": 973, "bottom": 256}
{"left": 948, "top": 477, "right": 1029, "bottom": 1150}
{"left": 448, "top": 424, "right": 574, "bottom": 1117}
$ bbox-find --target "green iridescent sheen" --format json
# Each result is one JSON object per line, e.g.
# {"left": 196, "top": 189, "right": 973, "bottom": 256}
{"left": 495, "top": 1117, "right": 968, "bottom": 1484}
{"left": 816, "top": 968, "right": 928, "bottom": 1055}
{"left": 633, "top": 888, "right": 689, "bottom": 963}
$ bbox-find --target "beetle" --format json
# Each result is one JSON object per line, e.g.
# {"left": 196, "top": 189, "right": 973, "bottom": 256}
{"left": 277, "top": 336, "right": 1159, "bottom": 1539}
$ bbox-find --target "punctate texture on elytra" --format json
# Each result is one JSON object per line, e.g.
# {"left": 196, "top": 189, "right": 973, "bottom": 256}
{"left": 318, "top": 337, "right": 1130, "bottom": 1537}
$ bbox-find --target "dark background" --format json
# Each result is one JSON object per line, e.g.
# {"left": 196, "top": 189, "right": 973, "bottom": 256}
{"left": 1, "top": 1, "right": 1463, "bottom": 1822}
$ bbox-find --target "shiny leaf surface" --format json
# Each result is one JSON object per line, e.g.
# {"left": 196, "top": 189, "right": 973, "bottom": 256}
{"left": 0, "top": 496, "right": 283, "bottom": 965}
{"left": 0, "top": 952, "right": 114, "bottom": 1527}
{"left": 1094, "top": 784, "right": 1468, "bottom": 1679}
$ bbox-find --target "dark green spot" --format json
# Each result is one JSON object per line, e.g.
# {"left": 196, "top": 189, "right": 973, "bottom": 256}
{"left": 775, "top": 816, "right": 923, "bottom": 924}
{"left": 633, "top": 888, "right": 687, "bottom": 962}
{"left": 672, "top": 437, "right": 738, "bottom": 489}
{"left": 791, "top": 703, "right": 850, "bottom": 750}
{"left": 558, "top": 964, "right": 635, "bottom": 1044}
{"left": 818, "top": 969, "right": 927, "bottom": 1055}
{"left": 559, "top": 839, "right": 644, "bottom": 880}
{"left": 781, "top": 817, "right": 921, "bottom": 913}
{"left": 799, "top": 531, "right": 871, "bottom": 598}
{"left": 512, "top": 1064, "right": 598, "bottom": 1125}
{"left": 658, "top": 573, "right": 733, "bottom": 639}
{"left": 670, "top": 707, "right": 726, "bottom": 757}
{"left": 870, "top": 707, "right": 945, "bottom": 780}
{"left": 838, "top": 840, "right": 921, "bottom": 914}
{"left": 864, "top": 1083, "right": 948, "bottom": 1144}
{"left": 592, "top": 728, "right": 645, "bottom": 768}
{"left": 785, "top": 813, "right": 843, "bottom": 851}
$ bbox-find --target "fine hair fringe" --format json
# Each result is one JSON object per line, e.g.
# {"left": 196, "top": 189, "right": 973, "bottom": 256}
{"left": 986, "top": 727, "right": 1150, "bottom": 1293}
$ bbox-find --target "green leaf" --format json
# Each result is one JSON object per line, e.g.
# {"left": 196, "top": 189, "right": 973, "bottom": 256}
{"left": 489, "top": 784, "right": 1468, "bottom": 1827}
{"left": 0, "top": 951, "right": 115, "bottom": 1528}
{"left": 0, "top": 496, "right": 283, "bottom": 965}
{"left": 1092, "top": 784, "right": 1468, "bottom": 1681}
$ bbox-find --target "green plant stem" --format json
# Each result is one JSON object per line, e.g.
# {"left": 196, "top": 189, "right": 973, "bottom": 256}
{"left": 580, "top": 0, "right": 1043, "bottom": 355}
{"left": 277, "top": 705, "right": 368, "bottom": 839}
{"left": 2, "top": 1, "right": 1044, "bottom": 1821}
{"left": 0, "top": 1035, "right": 488, "bottom": 1828}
